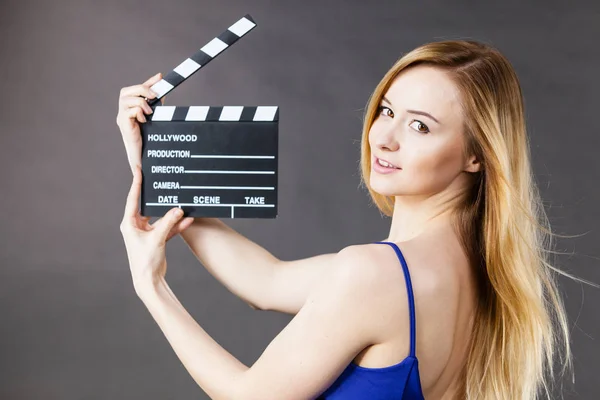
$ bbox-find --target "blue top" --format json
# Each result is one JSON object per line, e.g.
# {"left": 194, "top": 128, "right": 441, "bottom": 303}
{"left": 318, "top": 241, "right": 425, "bottom": 399}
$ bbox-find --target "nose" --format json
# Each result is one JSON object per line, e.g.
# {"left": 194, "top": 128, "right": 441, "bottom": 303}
{"left": 372, "top": 125, "right": 400, "bottom": 152}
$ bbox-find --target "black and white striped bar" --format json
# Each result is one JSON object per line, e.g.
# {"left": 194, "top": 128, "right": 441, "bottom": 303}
{"left": 150, "top": 105, "right": 279, "bottom": 122}
{"left": 147, "top": 14, "right": 256, "bottom": 107}
{"left": 140, "top": 105, "right": 279, "bottom": 219}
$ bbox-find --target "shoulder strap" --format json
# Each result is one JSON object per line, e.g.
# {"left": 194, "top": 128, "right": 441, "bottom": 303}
{"left": 373, "top": 241, "right": 417, "bottom": 357}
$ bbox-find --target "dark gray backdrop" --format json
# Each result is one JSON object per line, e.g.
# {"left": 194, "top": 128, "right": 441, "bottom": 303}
{"left": 1, "top": 0, "right": 598, "bottom": 398}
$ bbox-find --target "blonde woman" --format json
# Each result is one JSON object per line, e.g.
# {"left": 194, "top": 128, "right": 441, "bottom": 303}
{"left": 117, "top": 40, "right": 573, "bottom": 399}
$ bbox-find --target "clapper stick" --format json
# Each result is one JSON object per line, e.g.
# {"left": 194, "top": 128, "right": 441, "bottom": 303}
{"left": 146, "top": 14, "right": 257, "bottom": 107}
{"left": 139, "top": 14, "right": 279, "bottom": 219}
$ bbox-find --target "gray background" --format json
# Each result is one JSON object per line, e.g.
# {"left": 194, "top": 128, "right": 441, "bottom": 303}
{"left": 1, "top": 0, "right": 599, "bottom": 398}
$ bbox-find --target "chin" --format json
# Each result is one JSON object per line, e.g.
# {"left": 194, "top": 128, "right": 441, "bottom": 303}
{"left": 369, "top": 177, "right": 402, "bottom": 197}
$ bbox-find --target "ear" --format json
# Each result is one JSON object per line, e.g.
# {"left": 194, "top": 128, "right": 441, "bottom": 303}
{"left": 464, "top": 154, "right": 482, "bottom": 173}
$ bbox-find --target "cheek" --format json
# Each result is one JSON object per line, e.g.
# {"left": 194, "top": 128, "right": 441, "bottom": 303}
{"left": 402, "top": 141, "right": 464, "bottom": 190}
{"left": 411, "top": 145, "right": 455, "bottom": 170}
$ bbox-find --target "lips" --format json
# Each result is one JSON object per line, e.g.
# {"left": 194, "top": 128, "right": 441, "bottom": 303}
{"left": 372, "top": 156, "right": 401, "bottom": 175}
{"left": 374, "top": 156, "right": 400, "bottom": 169}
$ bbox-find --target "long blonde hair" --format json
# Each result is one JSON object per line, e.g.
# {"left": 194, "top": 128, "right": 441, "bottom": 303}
{"left": 360, "top": 40, "right": 579, "bottom": 399}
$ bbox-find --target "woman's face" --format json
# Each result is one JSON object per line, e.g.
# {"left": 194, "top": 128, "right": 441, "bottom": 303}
{"left": 368, "top": 65, "right": 480, "bottom": 198}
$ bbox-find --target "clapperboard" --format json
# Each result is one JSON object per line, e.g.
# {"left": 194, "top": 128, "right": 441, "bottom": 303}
{"left": 140, "top": 14, "right": 279, "bottom": 219}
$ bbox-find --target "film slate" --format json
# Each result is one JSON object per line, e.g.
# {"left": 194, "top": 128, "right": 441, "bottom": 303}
{"left": 139, "top": 14, "right": 279, "bottom": 219}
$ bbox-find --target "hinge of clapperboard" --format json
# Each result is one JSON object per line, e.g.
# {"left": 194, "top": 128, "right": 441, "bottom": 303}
{"left": 145, "top": 14, "right": 278, "bottom": 122}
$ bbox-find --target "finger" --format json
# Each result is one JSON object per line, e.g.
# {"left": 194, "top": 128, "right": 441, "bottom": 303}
{"left": 119, "top": 76, "right": 161, "bottom": 101}
{"left": 152, "top": 208, "right": 185, "bottom": 242}
{"left": 124, "top": 165, "right": 143, "bottom": 220}
{"left": 120, "top": 106, "right": 146, "bottom": 124}
{"left": 160, "top": 96, "right": 166, "bottom": 105}
{"left": 143, "top": 72, "right": 163, "bottom": 86}
{"left": 120, "top": 96, "right": 154, "bottom": 115}
{"left": 116, "top": 107, "right": 146, "bottom": 130}
{"left": 135, "top": 108, "right": 146, "bottom": 124}
{"left": 119, "top": 85, "right": 158, "bottom": 102}
{"left": 165, "top": 217, "right": 194, "bottom": 241}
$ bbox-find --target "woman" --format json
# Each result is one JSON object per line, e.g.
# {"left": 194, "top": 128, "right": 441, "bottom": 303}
{"left": 116, "top": 40, "right": 572, "bottom": 399}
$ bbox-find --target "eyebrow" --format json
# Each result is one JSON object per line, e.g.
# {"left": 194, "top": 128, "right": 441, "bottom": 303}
{"left": 381, "top": 96, "right": 441, "bottom": 124}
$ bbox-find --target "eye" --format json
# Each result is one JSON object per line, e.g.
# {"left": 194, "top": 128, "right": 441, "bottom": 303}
{"left": 377, "top": 105, "right": 394, "bottom": 118}
{"left": 409, "top": 120, "right": 430, "bottom": 134}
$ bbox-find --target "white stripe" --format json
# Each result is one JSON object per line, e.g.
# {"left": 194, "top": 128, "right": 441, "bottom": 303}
{"left": 228, "top": 17, "right": 255, "bottom": 37}
{"left": 201, "top": 38, "right": 228, "bottom": 58}
{"left": 185, "top": 106, "right": 210, "bottom": 121}
{"left": 151, "top": 106, "right": 176, "bottom": 121}
{"left": 190, "top": 155, "right": 274, "bottom": 159}
{"left": 219, "top": 106, "right": 244, "bottom": 121}
{"left": 174, "top": 58, "right": 201, "bottom": 78}
{"left": 185, "top": 170, "right": 275, "bottom": 174}
{"left": 231, "top": 206, "right": 234, "bottom": 218}
{"left": 253, "top": 106, "right": 278, "bottom": 121}
{"left": 150, "top": 79, "right": 174, "bottom": 98}
{"left": 146, "top": 203, "right": 274, "bottom": 207}
{"left": 179, "top": 186, "right": 275, "bottom": 190}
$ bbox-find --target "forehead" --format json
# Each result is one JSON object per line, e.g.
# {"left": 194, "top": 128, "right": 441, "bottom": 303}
{"left": 384, "top": 65, "right": 463, "bottom": 125}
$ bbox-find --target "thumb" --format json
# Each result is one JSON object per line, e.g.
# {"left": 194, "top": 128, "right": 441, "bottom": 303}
{"left": 144, "top": 72, "right": 163, "bottom": 86}
{"left": 154, "top": 208, "right": 185, "bottom": 241}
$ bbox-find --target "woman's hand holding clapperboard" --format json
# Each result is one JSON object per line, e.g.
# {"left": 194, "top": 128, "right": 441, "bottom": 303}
{"left": 116, "top": 73, "right": 194, "bottom": 295}
{"left": 116, "top": 72, "right": 161, "bottom": 174}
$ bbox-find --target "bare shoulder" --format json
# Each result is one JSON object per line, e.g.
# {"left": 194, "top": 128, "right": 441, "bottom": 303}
{"left": 335, "top": 241, "right": 461, "bottom": 305}
{"left": 336, "top": 240, "right": 467, "bottom": 367}
{"left": 328, "top": 242, "right": 460, "bottom": 345}
{"left": 389, "top": 238, "right": 462, "bottom": 309}
{"left": 315, "top": 244, "right": 400, "bottom": 303}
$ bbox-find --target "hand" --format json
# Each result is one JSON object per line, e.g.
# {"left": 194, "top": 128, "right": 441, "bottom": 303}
{"left": 120, "top": 165, "right": 194, "bottom": 295}
{"left": 116, "top": 72, "right": 164, "bottom": 176}
{"left": 116, "top": 73, "right": 192, "bottom": 238}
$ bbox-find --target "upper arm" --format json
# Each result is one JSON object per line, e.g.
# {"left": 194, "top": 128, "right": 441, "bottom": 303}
{"left": 232, "top": 246, "right": 386, "bottom": 400}
{"left": 266, "top": 252, "right": 338, "bottom": 314}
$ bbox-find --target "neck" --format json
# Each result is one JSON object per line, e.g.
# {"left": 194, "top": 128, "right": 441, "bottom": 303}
{"left": 385, "top": 189, "right": 463, "bottom": 243}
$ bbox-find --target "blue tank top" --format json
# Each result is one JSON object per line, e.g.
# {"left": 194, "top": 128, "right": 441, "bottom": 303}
{"left": 318, "top": 241, "right": 425, "bottom": 399}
